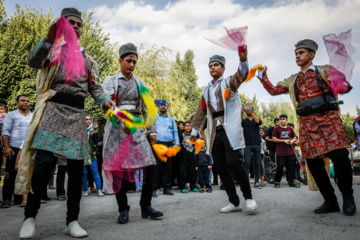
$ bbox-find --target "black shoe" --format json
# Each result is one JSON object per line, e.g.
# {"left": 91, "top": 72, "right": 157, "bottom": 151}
{"left": 343, "top": 195, "right": 356, "bottom": 216}
{"left": 163, "top": 189, "right": 174, "bottom": 195}
{"left": 42, "top": 196, "right": 51, "bottom": 201}
{"left": 118, "top": 210, "right": 129, "bottom": 224}
{"left": 314, "top": 201, "right": 340, "bottom": 214}
{"left": 141, "top": 206, "right": 163, "bottom": 219}
{"left": 212, "top": 181, "right": 219, "bottom": 186}
{"left": 152, "top": 190, "right": 158, "bottom": 197}
{"left": 289, "top": 183, "right": 300, "bottom": 188}
{"left": 220, "top": 184, "right": 225, "bottom": 190}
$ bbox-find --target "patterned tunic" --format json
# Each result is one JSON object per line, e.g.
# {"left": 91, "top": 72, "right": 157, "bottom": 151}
{"left": 260, "top": 67, "right": 350, "bottom": 159}
{"left": 102, "top": 74, "right": 157, "bottom": 169}
{"left": 27, "top": 39, "right": 110, "bottom": 160}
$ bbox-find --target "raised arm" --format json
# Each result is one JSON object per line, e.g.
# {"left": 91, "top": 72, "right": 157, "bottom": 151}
{"left": 257, "top": 68, "right": 290, "bottom": 96}
{"left": 27, "top": 23, "right": 57, "bottom": 69}
{"left": 229, "top": 47, "right": 249, "bottom": 91}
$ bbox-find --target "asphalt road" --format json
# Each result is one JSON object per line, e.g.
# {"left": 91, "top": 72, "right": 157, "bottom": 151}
{"left": 1, "top": 177, "right": 359, "bottom": 240}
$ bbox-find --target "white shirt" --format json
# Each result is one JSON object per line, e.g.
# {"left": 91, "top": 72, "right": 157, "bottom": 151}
{"left": 191, "top": 60, "right": 248, "bottom": 136}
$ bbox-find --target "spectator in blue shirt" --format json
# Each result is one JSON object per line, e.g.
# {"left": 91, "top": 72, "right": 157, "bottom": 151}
{"left": 1, "top": 95, "right": 32, "bottom": 208}
{"left": 153, "top": 100, "right": 179, "bottom": 196}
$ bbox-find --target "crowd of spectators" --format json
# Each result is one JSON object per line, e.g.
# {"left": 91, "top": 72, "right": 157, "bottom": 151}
{"left": 0, "top": 97, "right": 313, "bottom": 209}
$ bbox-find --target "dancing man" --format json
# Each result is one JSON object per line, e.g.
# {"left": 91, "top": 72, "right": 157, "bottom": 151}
{"left": 17, "top": 8, "right": 115, "bottom": 238}
{"left": 102, "top": 43, "right": 163, "bottom": 224}
{"left": 257, "top": 39, "right": 356, "bottom": 215}
{"left": 191, "top": 48, "right": 257, "bottom": 213}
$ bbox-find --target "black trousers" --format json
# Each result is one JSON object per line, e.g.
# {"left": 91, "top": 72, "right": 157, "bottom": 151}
{"left": 179, "top": 150, "right": 197, "bottom": 190}
{"left": 56, "top": 165, "right": 67, "bottom": 197}
{"left": 306, "top": 148, "right": 353, "bottom": 202}
{"left": 212, "top": 164, "right": 219, "bottom": 184}
{"left": 115, "top": 165, "right": 155, "bottom": 212}
{"left": 25, "top": 150, "right": 84, "bottom": 224}
{"left": 153, "top": 141, "right": 174, "bottom": 189}
{"left": 269, "top": 149, "right": 276, "bottom": 163}
{"left": 2, "top": 147, "right": 22, "bottom": 202}
{"left": 212, "top": 129, "right": 252, "bottom": 206}
{"left": 275, "top": 154, "right": 296, "bottom": 183}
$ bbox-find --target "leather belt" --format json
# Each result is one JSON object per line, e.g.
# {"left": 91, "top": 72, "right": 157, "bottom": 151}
{"left": 216, "top": 125, "right": 223, "bottom": 131}
{"left": 49, "top": 92, "right": 85, "bottom": 109}
{"left": 212, "top": 111, "right": 224, "bottom": 119}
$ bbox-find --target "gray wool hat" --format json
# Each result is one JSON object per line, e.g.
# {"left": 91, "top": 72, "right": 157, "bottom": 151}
{"left": 61, "top": 8, "right": 82, "bottom": 22}
{"left": 119, "top": 43, "right": 138, "bottom": 58}
{"left": 209, "top": 55, "right": 225, "bottom": 66}
{"left": 295, "top": 39, "right": 318, "bottom": 52}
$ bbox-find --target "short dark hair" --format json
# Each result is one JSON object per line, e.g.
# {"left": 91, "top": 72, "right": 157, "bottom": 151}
{"left": 85, "top": 113, "right": 92, "bottom": 120}
{"left": 16, "top": 95, "right": 29, "bottom": 102}
{"left": 185, "top": 121, "right": 191, "bottom": 125}
{"left": 273, "top": 118, "right": 279, "bottom": 123}
{"left": 120, "top": 53, "right": 138, "bottom": 60}
{"left": 279, "top": 114, "right": 288, "bottom": 119}
{"left": 287, "top": 122, "right": 295, "bottom": 128}
{"left": 0, "top": 103, "right": 7, "bottom": 110}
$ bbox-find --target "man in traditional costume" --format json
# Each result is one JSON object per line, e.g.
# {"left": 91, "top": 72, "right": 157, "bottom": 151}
{"left": 257, "top": 39, "right": 356, "bottom": 215}
{"left": 190, "top": 48, "right": 257, "bottom": 213}
{"left": 17, "top": 8, "right": 115, "bottom": 239}
{"left": 102, "top": 43, "right": 163, "bottom": 224}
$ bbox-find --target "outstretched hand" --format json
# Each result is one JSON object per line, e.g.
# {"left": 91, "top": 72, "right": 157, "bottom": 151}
{"left": 257, "top": 66, "right": 267, "bottom": 79}
{"left": 46, "top": 22, "right": 57, "bottom": 44}
{"left": 238, "top": 45, "right": 248, "bottom": 62}
{"left": 104, "top": 100, "right": 116, "bottom": 110}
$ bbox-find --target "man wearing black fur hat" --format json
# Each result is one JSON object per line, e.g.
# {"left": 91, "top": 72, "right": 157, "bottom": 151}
{"left": 17, "top": 7, "right": 115, "bottom": 239}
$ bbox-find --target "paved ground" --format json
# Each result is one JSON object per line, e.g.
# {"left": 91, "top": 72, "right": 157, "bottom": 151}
{"left": 1, "top": 177, "right": 359, "bottom": 240}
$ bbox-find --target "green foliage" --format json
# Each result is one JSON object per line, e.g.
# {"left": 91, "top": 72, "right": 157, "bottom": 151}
{"left": 0, "top": 4, "right": 54, "bottom": 111}
{"left": 356, "top": 105, "right": 360, "bottom": 116}
{"left": 341, "top": 112, "right": 356, "bottom": 143}
{"left": 134, "top": 45, "right": 200, "bottom": 121}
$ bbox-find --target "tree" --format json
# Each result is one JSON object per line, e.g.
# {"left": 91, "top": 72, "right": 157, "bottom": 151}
{"left": 341, "top": 113, "right": 356, "bottom": 143}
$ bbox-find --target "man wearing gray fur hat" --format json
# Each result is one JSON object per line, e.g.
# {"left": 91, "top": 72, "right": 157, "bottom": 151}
{"left": 18, "top": 7, "right": 116, "bottom": 239}
{"left": 191, "top": 47, "right": 257, "bottom": 214}
{"left": 102, "top": 43, "right": 163, "bottom": 225}
{"left": 257, "top": 39, "right": 356, "bottom": 216}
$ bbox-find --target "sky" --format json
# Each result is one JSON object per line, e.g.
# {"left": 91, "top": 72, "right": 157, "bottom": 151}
{"left": 4, "top": 0, "right": 360, "bottom": 115}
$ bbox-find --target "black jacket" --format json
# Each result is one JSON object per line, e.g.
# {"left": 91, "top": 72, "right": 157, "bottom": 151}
{"left": 196, "top": 150, "right": 212, "bottom": 167}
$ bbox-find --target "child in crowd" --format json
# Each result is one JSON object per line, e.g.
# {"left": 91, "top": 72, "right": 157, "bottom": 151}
{"left": 196, "top": 143, "right": 212, "bottom": 193}
{"left": 0, "top": 103, "right": 7, "bottom": 125}
{"left": 134, "top": 169, "right": 143, "bottom": 193}
{"left": 259, "top": 128, "right": 267, "bottom": 187}
{"left": 0, "top": 103, "right": 7, "bottom": 144}
{"left": 179, "top": 121, "right": 198, "bottom": 193}
{"left": 272, "top": 114, "right": 300, "bottom": 188}
{"left": 0, "top": 103, "right": 7, "bottom": 186}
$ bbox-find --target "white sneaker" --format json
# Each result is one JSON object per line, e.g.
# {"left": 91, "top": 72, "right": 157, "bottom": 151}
{"left": 245, "top": 199, "right": 257, "bottom": 213}
{"left": 65, "top": 221, "right": 88, "bottom": 238}
{"left": 220, "top": 203, "right": 242, "bottom": 213}
{"left": 19, "top": 217, "right": 36, "bottom": 239}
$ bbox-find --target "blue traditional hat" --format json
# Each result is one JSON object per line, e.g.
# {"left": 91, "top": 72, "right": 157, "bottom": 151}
{"left": 156, "top": 100, "right": 167, "bottom": 105}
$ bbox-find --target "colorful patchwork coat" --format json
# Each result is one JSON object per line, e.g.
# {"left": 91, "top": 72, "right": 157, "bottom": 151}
{"left": 15, "top": 38, "right": 110, "bottom": 194}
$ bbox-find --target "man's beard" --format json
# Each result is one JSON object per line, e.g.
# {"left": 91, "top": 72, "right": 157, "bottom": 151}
{"left": 160, "top": 109, "right": 167, "bottom": 114}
